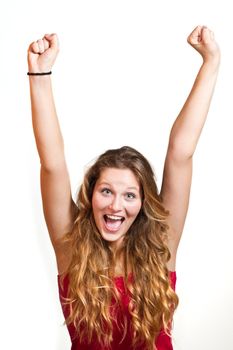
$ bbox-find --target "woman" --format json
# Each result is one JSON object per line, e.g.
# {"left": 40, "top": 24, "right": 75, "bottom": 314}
{"left": 27, "top": 25, "right": 220, "bottom": 349}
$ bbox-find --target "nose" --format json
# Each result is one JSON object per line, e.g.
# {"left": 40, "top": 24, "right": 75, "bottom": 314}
{"left": 109, "top": 195, "right": 122, "bottom": 212}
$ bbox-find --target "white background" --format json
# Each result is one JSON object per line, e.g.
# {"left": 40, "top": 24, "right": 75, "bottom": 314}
{"left": 1, "top": 1, "right": 233, "bottom": 349}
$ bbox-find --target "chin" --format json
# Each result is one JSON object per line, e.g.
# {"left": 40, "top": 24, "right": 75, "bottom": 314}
{"left": 100, "top": 231, "right": 125, "bottom": 247}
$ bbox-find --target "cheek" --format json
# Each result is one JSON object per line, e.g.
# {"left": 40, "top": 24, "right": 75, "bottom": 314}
{"left": 92, "top": 195, "right": 102, "bottom": 229}
{"left": 92, "top": 195, "right": 100, "bottom": 215}
{"left": 127, "top": 202, "right": 142, "bottom": 218}
{"left": 92, "top": 193, "right": 108, "bottom": 212}
{"left": 92, "top": 194, "right": 97, "bottom": 210}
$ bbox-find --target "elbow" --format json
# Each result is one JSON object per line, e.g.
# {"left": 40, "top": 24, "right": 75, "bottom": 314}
{"left": 40, "top": 158, "right": 67, "bottom": 173}
{"left": 168, "top": 139, "right": 195, "bottom": 161}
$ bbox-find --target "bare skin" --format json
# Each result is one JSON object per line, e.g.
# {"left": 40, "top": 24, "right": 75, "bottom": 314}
{"left": 28, "top": 26, "right": 220, "bottom": 275}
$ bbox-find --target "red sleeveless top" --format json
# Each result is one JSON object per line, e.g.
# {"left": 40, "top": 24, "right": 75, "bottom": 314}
{"left": 58, "top": 271, "right": 176, "bottom": 350}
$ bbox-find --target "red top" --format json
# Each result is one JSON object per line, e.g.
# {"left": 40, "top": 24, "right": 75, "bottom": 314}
{"left": 58, "top": 271, "right": 176, "bottom": 350}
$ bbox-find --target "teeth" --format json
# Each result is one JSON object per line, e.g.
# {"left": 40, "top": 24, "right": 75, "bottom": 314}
{"left": 106, "top": 215, "right": 123, "bottom": 220}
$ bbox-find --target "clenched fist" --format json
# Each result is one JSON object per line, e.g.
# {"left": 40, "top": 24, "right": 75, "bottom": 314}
{"left": 187, "top": 26, "right": 220, "bottom": 62}
{"left": 27, "top": 33, "right": 59, "bottom": 73}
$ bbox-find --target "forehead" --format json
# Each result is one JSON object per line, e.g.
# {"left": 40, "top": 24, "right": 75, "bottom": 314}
{"left": 97, "top": 167, "right": 140, "bottom": 188}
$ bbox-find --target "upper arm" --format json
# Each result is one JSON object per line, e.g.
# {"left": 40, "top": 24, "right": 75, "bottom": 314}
{"left": 40, "top": 162, "right": 78, "bottom": 271}
{"left": 159, "top": 147, "right": 193, "bottom": 269}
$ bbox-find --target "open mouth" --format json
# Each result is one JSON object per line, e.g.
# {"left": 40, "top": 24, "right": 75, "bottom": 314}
{"left": 103, "top": 214, "right": 125, "bottom": 232}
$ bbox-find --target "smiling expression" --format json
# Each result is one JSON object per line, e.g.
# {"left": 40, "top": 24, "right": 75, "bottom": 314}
{"left": 92, "top": 167, "right": 142, "bottom": 250}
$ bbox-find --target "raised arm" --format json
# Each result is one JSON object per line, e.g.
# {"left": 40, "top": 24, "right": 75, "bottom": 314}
{"left": 28, "top": 34, "right": 77, "bottom": 274}
{"left": 159, "top": 26, "right": 220, "bottom": 271}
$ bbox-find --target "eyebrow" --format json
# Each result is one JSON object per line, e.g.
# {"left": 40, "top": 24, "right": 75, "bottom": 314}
{"left": 98, "top": 182, "right": 139, "bottom": 191}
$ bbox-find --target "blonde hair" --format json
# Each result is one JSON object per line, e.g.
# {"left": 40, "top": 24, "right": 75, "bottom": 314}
{"left": 61, "top": 146, "right": 179, "bottom": 349}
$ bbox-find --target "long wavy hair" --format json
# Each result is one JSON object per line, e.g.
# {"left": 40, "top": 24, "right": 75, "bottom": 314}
{"left": 61, "top": 146, "right": 179, "bottom": 349}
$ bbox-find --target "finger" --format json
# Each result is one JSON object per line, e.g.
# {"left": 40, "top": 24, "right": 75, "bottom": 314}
{"left": 210, "top": 30, "right": 215, "bottom": 40}
{"left": 201, "top": 27, "right": 214, "bottom": 43}
{"left": 44, "top": 33, "right": 59, "bottom": 51}
{"left": 187, "top": 25, "right": 202, "bottom": 45}
{"left": 189, "top": 25, "right": 202, "bottom": 37}
{"left": 42, "top": 37, "right": 50, "bottom": 51}
{"left": 29, "top": 41, "right": 40, "bottom": 54}
{"left": 37, "top": 39, "right": 45, "bottom": 54}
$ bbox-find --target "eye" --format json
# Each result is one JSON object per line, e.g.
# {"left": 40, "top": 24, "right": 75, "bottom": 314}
{"left": 126, "top": 192, "right": 136, "bottom": 200}
{"left": 101, "top": 188, "right": 112, "bottom": 196}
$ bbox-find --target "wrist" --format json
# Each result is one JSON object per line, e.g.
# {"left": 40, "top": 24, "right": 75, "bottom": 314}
{"left": 27, "top": 71, "right": 52, "bottom": 76}
{"left": 28, "top": 74, "right": 52, "bottom": 88}
{"left": 27, "top": 61, "right": 52, "bottom": 74}
{"left": 201, "top": 54, "right": 221, "bottom": 73}
{"left": 202, "top": 51, "right": 221, "bottom": 66}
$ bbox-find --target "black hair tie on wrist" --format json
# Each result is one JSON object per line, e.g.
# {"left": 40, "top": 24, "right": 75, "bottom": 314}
{"left": 27, "top": 71, "right": 52, "bottom": 76}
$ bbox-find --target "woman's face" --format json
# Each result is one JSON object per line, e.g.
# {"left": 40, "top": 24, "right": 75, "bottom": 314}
{"left": 92, "top": 167, "right": 142, "bottom": 250}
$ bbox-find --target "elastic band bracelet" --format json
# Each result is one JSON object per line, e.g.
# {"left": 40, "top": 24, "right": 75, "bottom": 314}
{"left": 27, "top": 71, "right": 52, "bottom": 76}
